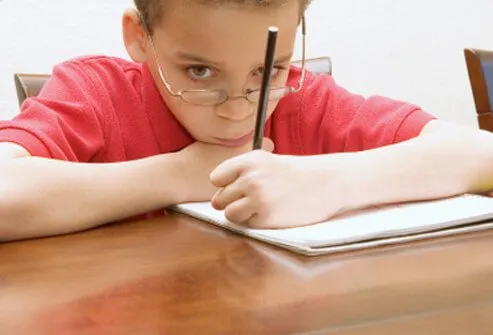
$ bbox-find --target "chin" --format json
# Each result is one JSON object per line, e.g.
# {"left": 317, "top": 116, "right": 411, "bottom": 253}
{"left": 190, "top": 134, "right": 215, "bottom": 144}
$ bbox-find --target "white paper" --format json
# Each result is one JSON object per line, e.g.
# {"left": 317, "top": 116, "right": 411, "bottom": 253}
{"left": 172, "top": 195, "right": 493, "bottom": 249}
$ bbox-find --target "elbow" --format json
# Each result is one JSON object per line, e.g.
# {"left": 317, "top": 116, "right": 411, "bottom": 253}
{"left": 463, "top": 130, "right": 493, "bottom": 193}
{"left": 0, "top": 189, "right": 39, "bottom": 242}
{"left": 0, "top": 208, "right": 22, "bottom": 242}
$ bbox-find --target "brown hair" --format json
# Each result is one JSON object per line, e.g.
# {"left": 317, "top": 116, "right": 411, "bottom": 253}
{"left": 134, "top": 0, "right": 312, "bottom": 33}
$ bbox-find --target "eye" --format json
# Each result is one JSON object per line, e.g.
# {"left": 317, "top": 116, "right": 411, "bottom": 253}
{"left": 254, "top": 66, "right": 282, "bottom": 78}
{"left": 186, "top": 66, "right": 214, "bottom": 80}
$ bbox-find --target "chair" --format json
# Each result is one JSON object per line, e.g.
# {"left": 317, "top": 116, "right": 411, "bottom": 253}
{"left": 13, "top": 73, "right": 51, "bottom": 107}
{"left": 464, "top": 48, "right": 493, "bottom": 131}
{"left": 292, "top": 56, "right": 332, "bottom": 75}
{"left": 13, "top": 56, "right": 332, "bottom": 106}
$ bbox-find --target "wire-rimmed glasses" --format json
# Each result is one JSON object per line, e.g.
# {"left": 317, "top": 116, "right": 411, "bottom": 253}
{"left": 140, "top": 13, "right": 307, "bottom": 106}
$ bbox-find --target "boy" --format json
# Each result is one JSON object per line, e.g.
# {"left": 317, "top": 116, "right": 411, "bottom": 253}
{"left": 1, "top": 0, "right": 493, "bottom": 241}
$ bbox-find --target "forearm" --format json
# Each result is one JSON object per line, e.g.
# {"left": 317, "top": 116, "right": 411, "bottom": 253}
{"left": 341, "top": 124, "right": 493, "bottom": 209}
{"left": 0, "top": 153, "right": 186, "bottom": 241}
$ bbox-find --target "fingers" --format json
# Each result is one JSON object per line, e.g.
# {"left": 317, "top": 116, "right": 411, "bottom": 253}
{"left": 210, "top": 140, "right": 273, "bottom": 188}
{"left": 223, "top": 197, "right": 256, "bottom": 224}
{"left": 210, "top": 159, "right": 244, "bottom": 188}
{"left": 261, "top": 137, "right": 274, "bottom": 153}
{"left": 216, "top": 189, "right": 267, "bottom": 228}
{"left": 211, "top": 184, "right": 244, "bottom": 210}
{"left": 211, "top": 136, "right": 273, "bottom": 191}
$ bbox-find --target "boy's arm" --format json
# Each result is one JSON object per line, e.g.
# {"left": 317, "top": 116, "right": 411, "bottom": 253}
{"left": 210, "top": 120, "right": 493, "bottom": 228}
{"left": 0, "top": 139, "right": 267, "bottom": 241}
{"left": 0, "top": 142, "right": 189, "bottom": 241}
{"left": 347, "top": 120, "right": 493, "bottom": 208}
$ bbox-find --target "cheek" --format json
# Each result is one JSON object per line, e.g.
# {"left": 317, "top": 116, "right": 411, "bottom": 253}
{"left": 275, "top": 70, "right": 291, "bottom": 87}
{"left": 161, "top": 91, "right": 198, "bottom": 122}
{"left": 266, "top": 101, "right": 279, "bottom": 118}
{"left": 171, "top": 103, "right": 206, "bottom": 124}
{"left": 166, "top": 99, "right": 215, "bottom": 137}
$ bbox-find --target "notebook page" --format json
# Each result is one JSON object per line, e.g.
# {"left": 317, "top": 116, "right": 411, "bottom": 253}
{"left": 173, "top": 195, "right": 493, "bottom": 248}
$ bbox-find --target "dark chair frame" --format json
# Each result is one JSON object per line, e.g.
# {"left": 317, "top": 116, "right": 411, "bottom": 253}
{"left": 464, "top": 48, "right": 493, "bottom": 131}
{"left": 14, "top": 73, "right": 51, "bottom": 107}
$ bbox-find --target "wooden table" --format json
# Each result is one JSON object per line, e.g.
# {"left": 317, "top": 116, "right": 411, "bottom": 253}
{"left": 1, "top": 213, "right": 492, "bottom": 334}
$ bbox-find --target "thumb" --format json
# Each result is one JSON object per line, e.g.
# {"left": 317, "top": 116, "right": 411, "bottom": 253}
{"left": 261, "top": 137, "right": 274, "bottom": 153}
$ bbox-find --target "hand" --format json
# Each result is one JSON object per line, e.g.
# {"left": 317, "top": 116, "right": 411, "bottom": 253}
{"left": 178, "top": 139, "right": 274, "bottom": 202}
{"left": 210, "top": 151, "right": 349, "bottom": 229}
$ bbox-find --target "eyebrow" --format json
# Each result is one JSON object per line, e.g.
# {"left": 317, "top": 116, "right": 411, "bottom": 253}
{"left": 273, "top": 53, "right": 294, "bottom": 64}
{"left": 174, "top": 52, "right": 294, "bottom": 67}
{"left": 174, "top": 52, "right": 225, "bottom": 66}
{"left": 253, "top": 53, "right": 293, "bottom": 69}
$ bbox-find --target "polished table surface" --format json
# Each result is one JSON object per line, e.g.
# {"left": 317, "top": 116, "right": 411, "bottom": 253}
{"left": 1, "top": 213, "right": 493, "bottom": 334}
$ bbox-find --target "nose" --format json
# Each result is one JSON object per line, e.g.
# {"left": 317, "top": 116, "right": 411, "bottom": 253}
{"left": 214, "top": 97, "right": 255, "bottom": 122}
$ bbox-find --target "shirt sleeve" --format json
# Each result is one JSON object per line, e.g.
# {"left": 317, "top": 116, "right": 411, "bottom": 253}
{"left": 298, "top": 73, "right": 436, "bottom": 154}
{"left": 0, "top": 60, "right": 106, "bottom": 161}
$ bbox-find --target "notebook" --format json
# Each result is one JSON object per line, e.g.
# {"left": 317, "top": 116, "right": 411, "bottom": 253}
{"left": 170, "top": 194, "right": 493, "bottom": 256}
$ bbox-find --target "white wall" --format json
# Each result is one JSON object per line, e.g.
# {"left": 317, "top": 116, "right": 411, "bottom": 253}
{"left": 301, "top": 0, "right": 493, "bottom": 127}
{"left": 1, "top": 0, "right": 492, "bottom": 127}
{"left": 0, "top": 0, "right": 132, "bottom": 119}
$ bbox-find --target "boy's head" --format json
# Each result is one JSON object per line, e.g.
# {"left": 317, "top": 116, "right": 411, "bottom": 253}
{"left": 123, "top": 0, "right": 311, "bottom": 147}
{"left": 133, "top": 0, "right": 311, "bottom": 34}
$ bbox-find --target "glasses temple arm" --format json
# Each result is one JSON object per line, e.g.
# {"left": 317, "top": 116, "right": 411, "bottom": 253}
{"left": 293, "top": 16, "right": 307, "bottom": 92}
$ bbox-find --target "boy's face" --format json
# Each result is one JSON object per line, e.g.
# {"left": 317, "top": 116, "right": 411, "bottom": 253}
{"left": 145, "top": 1, "right": 300, "bottom": 147}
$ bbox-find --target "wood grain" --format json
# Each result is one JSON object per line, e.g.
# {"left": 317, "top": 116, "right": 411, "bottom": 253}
{"left": 1, "top": 213, "right": 493, "bottom": 334}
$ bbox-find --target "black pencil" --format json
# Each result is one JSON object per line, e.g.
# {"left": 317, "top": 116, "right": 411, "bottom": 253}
{"left": 252, "top": 26, "right": 278, "bottom": 150}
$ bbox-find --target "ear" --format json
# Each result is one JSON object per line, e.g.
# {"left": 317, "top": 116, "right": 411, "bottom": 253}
{"left": 122, "top": 9, "right": 148, "bottom": 63}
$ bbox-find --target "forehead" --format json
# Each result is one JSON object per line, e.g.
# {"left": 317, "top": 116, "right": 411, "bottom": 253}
{"left": 152, "top": 1, "right": 300, "bottom": 65}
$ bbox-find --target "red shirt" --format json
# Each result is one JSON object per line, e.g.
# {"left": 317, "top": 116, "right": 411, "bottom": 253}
{"left": 0, "top": 56, "right": 434, "bottom": 160}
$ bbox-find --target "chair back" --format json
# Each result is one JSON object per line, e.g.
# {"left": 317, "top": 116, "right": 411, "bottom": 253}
{"left": 464, "top": 48, "right": 493, "bottom": 131}
{"left": 292, "top": 56, "right": 332, "bottom": 75}
{"left": 14, "top": 73, "right": 51, "bottom": 106}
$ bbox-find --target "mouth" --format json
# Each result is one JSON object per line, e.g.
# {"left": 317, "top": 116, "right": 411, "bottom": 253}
{"left": 214, "top": 131, "right": 254, "bottom": 148}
